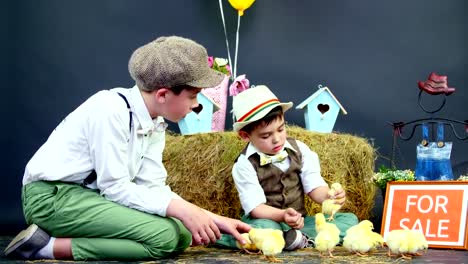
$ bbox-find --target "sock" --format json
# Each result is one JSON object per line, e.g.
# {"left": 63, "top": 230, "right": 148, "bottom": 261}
{"left": 34, "top": 237, "right": 55, "bottom": 259}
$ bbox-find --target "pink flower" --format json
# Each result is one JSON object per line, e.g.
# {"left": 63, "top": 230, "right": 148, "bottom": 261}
{"left": 208, "top": 56, "right": 214, "bottom": 68}
{"left": 208, "top": 56, "right": 230, "bottom": 76}
{"left": 229, "top": 74, "right": 250, "bottom": 96}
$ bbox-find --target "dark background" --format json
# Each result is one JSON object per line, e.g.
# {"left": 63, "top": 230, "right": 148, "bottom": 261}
{"left": 3, "top": 0, "right": 467, "bottom": 234}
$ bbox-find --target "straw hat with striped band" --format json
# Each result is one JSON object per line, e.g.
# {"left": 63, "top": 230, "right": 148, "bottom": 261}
{"left": 232, "top": 85, "right": 293, "bottom": 132}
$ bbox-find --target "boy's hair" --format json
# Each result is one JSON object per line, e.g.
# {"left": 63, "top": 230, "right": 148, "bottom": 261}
{"left": 168, "top": 85, "right": 199, "bottom": 95}
{"left": 240, "top": 106, "right": 284, "bottom": 134}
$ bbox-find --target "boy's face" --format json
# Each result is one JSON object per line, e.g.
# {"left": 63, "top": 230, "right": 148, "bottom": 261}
{"left": 160, "top": 88, "right": 201, "bottom": 122}
{"left": 239, "top": 116, "right": 287, "bottom": 155}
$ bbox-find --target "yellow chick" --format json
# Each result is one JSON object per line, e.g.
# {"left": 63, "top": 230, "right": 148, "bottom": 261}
{"left": 343, "top": 220, "right": 383, "bottom": 256}
{"left": 385, "top": 229, "right": 427, "bottom": 260}
{"left": 407, "top": 230, "right": 428, "bottom": 256}
{"left": 385, "top": 229, "right": 410, "bottom": 259}
{"left": 236, "top": 233, "right": 259, "bottom": 254}
{"left": 248, "top": 228, "right": 285, "bottom": 262}
{"left": 314, "top": 213, "right": 340, "bottom": 257}
{"left": 321, "top": 182, "right": 344, "bottom": 221}
{"left": 345, "top": 219, "right": 374, "bottom": 236}
{"left": 370, "top": 231, "right": 385, "bottom": 250}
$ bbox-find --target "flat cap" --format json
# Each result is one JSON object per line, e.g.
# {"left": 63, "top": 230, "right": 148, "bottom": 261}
{"left": 129, "top": 36, "right": 224, "bottom": 91}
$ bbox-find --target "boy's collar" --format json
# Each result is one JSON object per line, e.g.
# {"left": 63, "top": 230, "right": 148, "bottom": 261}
{"left": 131, "top": 85, "right": 167, "bottom": 134}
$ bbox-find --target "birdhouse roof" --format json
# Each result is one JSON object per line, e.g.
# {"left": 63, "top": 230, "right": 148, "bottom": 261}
{"left": 295, "top": 86, "right": 348, "bottom": 114}
{"left": 199, "top": 91, "right": 221, "bottom": 113}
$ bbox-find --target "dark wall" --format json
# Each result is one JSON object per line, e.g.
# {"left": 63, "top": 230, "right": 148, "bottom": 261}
{"left": 3, "top": 0, "right": 467, "bottom": 234}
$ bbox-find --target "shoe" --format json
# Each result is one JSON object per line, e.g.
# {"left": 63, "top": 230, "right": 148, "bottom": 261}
{"left": 4, "top": 224, "right": 50, "bottom": 259}
{"left": 283, "top": 229, "right": 314, "bottom": 251}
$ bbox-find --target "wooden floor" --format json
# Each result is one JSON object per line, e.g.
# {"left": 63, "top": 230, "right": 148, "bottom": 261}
{"left": 1, "top": 236, "right": 467, "bottom": 264}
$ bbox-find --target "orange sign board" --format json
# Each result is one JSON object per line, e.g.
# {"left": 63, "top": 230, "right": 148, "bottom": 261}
{"left": 381, "top": 181, "right": 468, "bottom": 249}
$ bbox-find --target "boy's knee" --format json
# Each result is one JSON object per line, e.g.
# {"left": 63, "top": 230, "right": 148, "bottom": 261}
{"left": 177, "top": 227, "right": 192, "bottom": 250}
{"left": 343, "top": 213, "right": 359, "bottom": 225}
{"left": 146, "top": 224, "right": 191, "bottom": 257}
{"left": 336, "top": 212, "right": 358, "bottom": 220}
{"left": 247, "top": 218, "right": 282, "bottom": 230}
{"left": 335, "top": 213, "right": 359, "bottom": 233}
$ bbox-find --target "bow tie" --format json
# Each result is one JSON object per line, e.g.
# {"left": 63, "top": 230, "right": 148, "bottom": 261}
{"left": 259, "top": 150, "right": 289, "bottom": 166}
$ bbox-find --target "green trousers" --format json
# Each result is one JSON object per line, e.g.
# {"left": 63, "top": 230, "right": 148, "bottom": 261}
{"left": 216, "top": 212, "right": 358, "bottom": 248}
{"left": 22, "top": 181, "right": 192, "bottom": 261}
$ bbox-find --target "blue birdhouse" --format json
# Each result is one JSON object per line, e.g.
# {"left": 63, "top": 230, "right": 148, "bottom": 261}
{"left": 296, "top": 85, "right": 347, "bottom": 133}
{"left": 178, "top": 92, "right": 220, "bottom": 135}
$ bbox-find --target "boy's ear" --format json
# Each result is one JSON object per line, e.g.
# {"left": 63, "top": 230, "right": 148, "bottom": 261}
{"left": 155, "top": 88, "right": 170, "bottom": 103}
{"left": 238, "top": 131, "right": 250, "bottom": 142}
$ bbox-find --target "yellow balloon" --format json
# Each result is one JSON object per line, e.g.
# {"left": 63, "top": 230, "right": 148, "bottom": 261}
{"left": 228, "top": 0, "right": 255, "bottom": 16}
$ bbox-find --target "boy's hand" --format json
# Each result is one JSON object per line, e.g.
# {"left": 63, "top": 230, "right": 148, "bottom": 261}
{"left": 284, "top": 208, "right": 304, "bottom": 229}
{"left": 167, "top": 199, "right": 221, "bottom": 245}
{"left": 211, "top": 215, "right": 252, "bottom": 245}
{"left": 333, "top": 188, "right": 346, "bottom": 205}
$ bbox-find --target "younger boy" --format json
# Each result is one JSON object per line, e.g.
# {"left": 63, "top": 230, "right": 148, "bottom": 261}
{"left": 229, "top": 85, "right": 358, "bottom": 250}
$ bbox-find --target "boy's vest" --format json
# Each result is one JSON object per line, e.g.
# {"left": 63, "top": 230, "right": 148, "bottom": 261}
{"left": 242, "top": 138, "right": 306, "bottom": 215}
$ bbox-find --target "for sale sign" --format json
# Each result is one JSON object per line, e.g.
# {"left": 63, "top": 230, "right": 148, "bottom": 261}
{"left": 382, "top": 181, "right": 468, "bottom": 249}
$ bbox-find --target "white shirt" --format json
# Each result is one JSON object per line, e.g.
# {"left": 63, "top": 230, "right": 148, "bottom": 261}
{"left": 232, "top": 139, "right": 327, "bottom": 215}
{"left": 23, "top": 85, "right": 180, "bottom": 217}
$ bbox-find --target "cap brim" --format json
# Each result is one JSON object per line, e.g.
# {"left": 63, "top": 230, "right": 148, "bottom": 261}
{"left": 186, "top": 68, "right": 225, "bottom": 89}
{"left": 233, "top": 102, "right": 293, "bottom": 131}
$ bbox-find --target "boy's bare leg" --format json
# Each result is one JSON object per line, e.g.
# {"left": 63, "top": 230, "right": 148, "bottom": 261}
{"left": 53, "top": 238, "right": 73, "bottom": 259}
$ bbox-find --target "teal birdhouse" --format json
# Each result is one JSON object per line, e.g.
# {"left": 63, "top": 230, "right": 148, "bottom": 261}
{"left": 178, "top": 92, "right": 220, "bottom": 135}
{"left": 296, "top": 85, "right": 347, "bottom": 133}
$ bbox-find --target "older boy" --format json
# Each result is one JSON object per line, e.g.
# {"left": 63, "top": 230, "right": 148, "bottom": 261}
{"left": 4, "top": 36, "right": 250, "bottom": 261}
{"left": 228, "top": 85, "right": 358, "bottom": 250}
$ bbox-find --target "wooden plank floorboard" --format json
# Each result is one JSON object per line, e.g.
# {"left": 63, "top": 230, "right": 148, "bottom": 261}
{"left": 1, "top": 236, "right": 467, "bottom": 263}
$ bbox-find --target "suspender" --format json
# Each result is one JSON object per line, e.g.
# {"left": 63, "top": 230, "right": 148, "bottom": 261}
{"left": 82, "top": 92, "right": 132, "bottom": 186}
{"left": 117, "top": 92, "right": 132, "bottom": 132}
{"left": 82, "top": 168, "right": 98, "bottom": 186}
{"left": 420, "top": 122, "right": 445, "bottom": 148}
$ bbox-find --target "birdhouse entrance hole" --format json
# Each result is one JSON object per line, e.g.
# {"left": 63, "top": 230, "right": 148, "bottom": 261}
{"left": 317, "top": 104, "right": 330, "bottom": 114}
{"left": 192, "top": 104, "right": 203, "bottom": 114}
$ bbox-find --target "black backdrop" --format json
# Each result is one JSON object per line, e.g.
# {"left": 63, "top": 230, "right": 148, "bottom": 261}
{"left": 3, "top": 0, "right": 467, "bottom": 234}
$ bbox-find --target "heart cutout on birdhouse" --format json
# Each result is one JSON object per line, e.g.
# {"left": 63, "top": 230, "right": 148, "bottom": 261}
{"left": 317, "top": 104, "right": 330, "bottom": 114}
{"left": 192, "top": 104, "right": 203, "bottom": 114}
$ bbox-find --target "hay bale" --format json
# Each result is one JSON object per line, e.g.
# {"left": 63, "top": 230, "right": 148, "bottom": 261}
{"left": 164, "top": 125, "right": 377, "bottom": 220}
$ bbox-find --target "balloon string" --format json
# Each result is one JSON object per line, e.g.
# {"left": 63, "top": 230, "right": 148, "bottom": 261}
{"left": 234, "top": 14, "right": 240, "bottom": 79}
{"left": 218, "top": 0, "right": 233, "bottom": 80}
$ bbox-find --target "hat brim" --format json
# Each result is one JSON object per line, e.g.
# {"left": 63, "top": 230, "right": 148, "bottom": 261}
{"left": 233, "top": 102, "right": 293, "bottom": 131}
{"left": 186, "top": 68, "right": 225, "bottom": 89}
